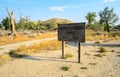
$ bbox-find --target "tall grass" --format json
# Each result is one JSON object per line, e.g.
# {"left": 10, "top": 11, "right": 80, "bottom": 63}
{"left": 10, "top": 40, "right": 61, "bottom": 55}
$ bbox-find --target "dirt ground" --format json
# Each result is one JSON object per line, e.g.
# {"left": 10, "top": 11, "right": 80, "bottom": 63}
{"left": 0, "top": 39, "right": 120, "bottom": 77}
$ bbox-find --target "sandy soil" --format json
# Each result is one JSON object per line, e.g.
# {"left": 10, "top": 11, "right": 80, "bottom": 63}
{"left": 0, "top": 39, "right": 120, "bottom": 77}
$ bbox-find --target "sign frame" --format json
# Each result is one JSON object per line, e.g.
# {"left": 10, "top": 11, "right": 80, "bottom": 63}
{"left": 58, "top": 22, "right": 86, "bottom": 63}
{"left": 58, "top": 23, "right": 85, "bottom": 42}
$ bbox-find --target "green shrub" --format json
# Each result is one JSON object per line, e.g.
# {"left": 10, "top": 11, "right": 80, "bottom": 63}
{"left": 8, "top": 50, "right": 27, "bottom": 58}
{"left": 61, "top": 66, "right": 70, "bottom": 71}
{"left": 95, "top": 41, "right": 100, "bottom": 44}
{"left": 98, "top": 47, "right": 107, "bottom": 53}
{"left": 80, "top": 67, "right": 87, "bottom": 69}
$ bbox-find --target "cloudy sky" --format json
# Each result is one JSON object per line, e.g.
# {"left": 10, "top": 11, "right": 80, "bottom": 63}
{"left": 0, "top": 0, "right": 120, "bottom": 24}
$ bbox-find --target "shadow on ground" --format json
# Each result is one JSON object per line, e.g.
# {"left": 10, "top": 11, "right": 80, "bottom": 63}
{"left": 22, "top": 55, "right": 77, "bottom": 63}
{"left": 67, "top": 42, "right": 120, "bottom": 47}
{"left": 8, "top": 51, "right": 77, "bottom": 63}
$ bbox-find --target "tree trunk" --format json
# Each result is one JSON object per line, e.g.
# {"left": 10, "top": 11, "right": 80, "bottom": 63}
{"left": 6, "top": 7, "right": 16, "bottom": 35}
{"left": 106, "top": 22, "right": 110, "bottom": 32}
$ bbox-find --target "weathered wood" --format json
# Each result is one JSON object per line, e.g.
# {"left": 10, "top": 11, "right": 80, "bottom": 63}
{"left": 62, "top": 41, "right": 64, "bottom": 59}
{"left": 58, "top": 23, "right": 85, "bottom": 42}
{"left": 78, "top": 42, "right": 81, "bottom": 63}
{"left": 6, "top": 7, "right": 16, "bottom": 35}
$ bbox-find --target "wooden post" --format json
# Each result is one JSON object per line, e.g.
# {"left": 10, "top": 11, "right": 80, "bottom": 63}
{"left": 62, "top": 41, "right": 64, "bottom": 59}
{"left": 78, "top": 42, "right": 81, "bottom": 63}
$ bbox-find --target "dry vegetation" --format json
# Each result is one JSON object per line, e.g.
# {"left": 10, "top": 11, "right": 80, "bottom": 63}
{"left": 0, "top": 30, "right": 120, "bottom": 66}
{"left": 0, "top": 32, "right": 57, "bottom": 46}
{"left": 86, "top": 29, "right": 120, "bottom": 41}
{"left": 0, "top": 30, "right": 120, "bottom": 46}
{"left": 0, "top": 39, "right": 61, "bottom": 66}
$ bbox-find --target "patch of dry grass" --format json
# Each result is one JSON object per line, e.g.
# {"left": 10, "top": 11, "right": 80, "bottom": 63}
{"left": 86, "top": 30, "right": 120, "bottom": 41}
{"left": 0, "top": 32, "right": 57, "bottom": 46}
{"left": 64, "top": 53, "right": 73, "bottom": 59}
{"left": 98, "top": 47, "right": 108, "bottom": 53}
{"left": 10, "top": 40, "right": 61, "bottom": 55}
{"left": 0, "top": 54, "right": 11, "bottom": 66}
{"left": 0, "top": 40, "right": 61, "bottom": 66}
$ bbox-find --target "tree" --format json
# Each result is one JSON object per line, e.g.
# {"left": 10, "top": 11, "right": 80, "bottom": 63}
{"left": 1, "top": 17, "right": 10, "bottom": 30}
{"left": 16, "top": 18, "right": 26, "bottom": 30}
{"left": 27, "top": 21, "right": 36, "bottom": 30}
{"left": 85, "top": 12, "right": 96, "bottom": 28}
{"left": 37, "top": 20, "right": 46, "bottom": 30}
{"left": 99, "top": 7, "right": 119, "bottom": 32}
{"left": 6, "top": 7, "right": 16, "bottom": 35}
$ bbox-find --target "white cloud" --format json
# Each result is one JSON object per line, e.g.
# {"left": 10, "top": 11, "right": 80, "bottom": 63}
{"left": 50, "top": 5, "right": 84, "bottom": 11}
{"left": 103, "top": 0, "right": 116, "bottom": 3}
{"left": 50, "top": 7, "right": 64, "bottom": 11}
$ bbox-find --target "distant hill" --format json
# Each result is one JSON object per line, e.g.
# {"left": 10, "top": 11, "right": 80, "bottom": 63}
{"left": 42, "top": 18, "right": 73, "bottom": 25}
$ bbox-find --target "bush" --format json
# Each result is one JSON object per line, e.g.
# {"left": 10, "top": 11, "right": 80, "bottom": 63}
{"left": 98, "top": 47, "right": 108, "bottom": 53}
{"left": 8, "top": 50, "right": 28, "bottom": 58}
{"left": 80, "top": 67, "right": 88, "bottom": 69}
{"left": 61, "top": 66, "right": 70, "bottom": 71}
{"left": 95, "top": 41, "right": 100, "bottom": 44}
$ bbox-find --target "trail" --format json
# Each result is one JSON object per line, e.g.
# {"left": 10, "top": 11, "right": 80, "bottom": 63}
{"left": 0, "top": 37, "right": 57, "bottom": 55}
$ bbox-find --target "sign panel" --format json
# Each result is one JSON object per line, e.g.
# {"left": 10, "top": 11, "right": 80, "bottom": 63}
{"left": 58, "top": 23, "right": 85, "bottom": 42}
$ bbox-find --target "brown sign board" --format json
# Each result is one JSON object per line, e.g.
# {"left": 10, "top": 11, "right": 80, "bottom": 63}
{"left": 58, "top": 23, "right": 85, "bottom": 42}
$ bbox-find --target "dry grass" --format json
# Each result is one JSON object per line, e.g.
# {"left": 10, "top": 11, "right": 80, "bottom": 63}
{"left": 0, "top": 39, "right": 61, "bottom": 66}
{"left": 9, "top": 40, "right": 61, "bottom": 55}
{"left": 86, "top": 30, "right": 120, "bottom": 41}
{"left": 0, "top": 30, "right": 120, "bottom": 46}
{"left": 64, "top": 53, "right": 73, "bottom": 59}
{"left": 0, "top": 54, "right": 11, "bottom": 66}
{"left": 0, "top": 32, "right": 57, "bottom": 46}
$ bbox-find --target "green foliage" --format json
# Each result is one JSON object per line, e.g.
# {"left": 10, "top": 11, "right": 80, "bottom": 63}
{"left": 85, "top": 12, "right": 96, "bottom": 29}
{"left": 45, "top": 21, "right": 56, "bottom": 30}
{"left": 16, "top": 18, "right": 26, "bottom": 30}
{"left": 8, "top": 50, "right": 27, "bottom": 58}
{"left": 1, "top": 17, "right": 10, "bottom": 30}
{"left": 95, "top": 41, "right": 100, "bottom": 44}
{"left": 98, "top": 47, "right": 108, "bottom": 53}
{"left": 61, "top": 66, "right": 70, "bottom": 71}
{"left": 112, "top": 25, "right": 120, "bottom": 31}
{"left": 27, "top": 21, "right": 36, "bottom": 30}
{"left": 36, "top": 20, "right": 46, "bottom": 30}
{"left": 80, "top": 67, "right": 88, "bottom": 69}
{"left": 99, "top": 7, "right": 119, "bottom": 32}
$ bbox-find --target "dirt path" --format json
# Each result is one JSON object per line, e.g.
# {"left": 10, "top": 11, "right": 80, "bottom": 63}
{"left": 0, "top": 37, "right": 57, "bottom": 55}
{"left": 0, "top": 39, "right": 120, "bottom": 77}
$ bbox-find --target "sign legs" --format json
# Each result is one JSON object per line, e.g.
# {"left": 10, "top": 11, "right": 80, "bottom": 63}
{"left": 78, "top": 42, "right": 81, "bottom": 63}
{"left": 62, "top": 41, "right": 64, "bottom": 59}
{"left": 61, "top": 41, "right": 81, "bottom": 63}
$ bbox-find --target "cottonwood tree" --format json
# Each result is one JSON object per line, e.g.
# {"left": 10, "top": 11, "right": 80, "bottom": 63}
{"left": 99, "top": 7, "right": 119, "bottom": 32}
{"left": 85, "top": 12, "right": 96, "bottom": 29}
{"left": 6, "top": 7, "right": 16, "bottom": 35}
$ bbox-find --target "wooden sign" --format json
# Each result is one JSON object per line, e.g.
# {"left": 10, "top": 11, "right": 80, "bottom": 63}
{"left": 58, "top": 23, "right": 85, "bottom": 42}
{"left": 58, "top": 22, "right": 86, "bottom": 63}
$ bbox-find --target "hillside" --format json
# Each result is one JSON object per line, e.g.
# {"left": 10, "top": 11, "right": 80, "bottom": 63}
{"left": 43, "top": 18, "right": 73, "bottom": 24}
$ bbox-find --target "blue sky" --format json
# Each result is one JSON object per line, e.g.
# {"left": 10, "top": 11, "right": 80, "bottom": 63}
{"left": 0, "top": 0, "right": 120, "bottom": 24}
